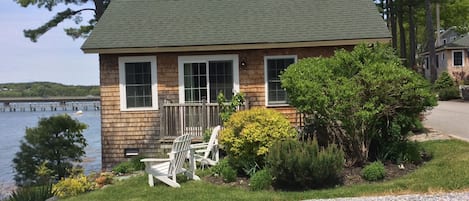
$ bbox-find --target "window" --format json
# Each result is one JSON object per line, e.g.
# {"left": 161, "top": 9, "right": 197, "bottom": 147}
{"left": 178, "top": 55, "right": 239, "bottom": 103}
{"left": 264, "top": 55, "right": 297, "bottom": 106}
{"left": 118, "top": 56, "right": 158, "bottom": 111}
{"left": 453, "top": 51, "right": 464, "bottom": 67}
{"left": 425, "top": 57, "right": 429, "bottom": 69}
{"left": 436, "top": 54, "right": 439, "bottom": 68}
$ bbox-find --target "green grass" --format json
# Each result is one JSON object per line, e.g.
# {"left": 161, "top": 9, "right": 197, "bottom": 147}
{"left": 63, "top": 140, "right": 469, "bottom": 201}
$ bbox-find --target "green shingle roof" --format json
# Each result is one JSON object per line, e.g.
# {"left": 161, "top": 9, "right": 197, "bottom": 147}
{"left": 81, "top": 0, "right": 390, "bottom": 52}
{"left": 447, "top": 34, "right": 469, "bottom": 48}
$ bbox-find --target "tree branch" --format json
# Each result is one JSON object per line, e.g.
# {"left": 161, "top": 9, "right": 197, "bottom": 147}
{"left": 24, "top": 7, "right": 96, "bottom": 42}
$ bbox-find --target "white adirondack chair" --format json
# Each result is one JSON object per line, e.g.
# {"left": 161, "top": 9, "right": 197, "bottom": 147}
{"left": 140, "top": 134, "right": 200, "bottom": 188}
{"left": 191, "top": 125, "right": 221, "bottom": 169}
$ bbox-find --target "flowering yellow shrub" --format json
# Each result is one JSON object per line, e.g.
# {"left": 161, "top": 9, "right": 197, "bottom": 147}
{"left": 220, "top": 108, "right": 297, "bottom": 172}
{"left": 52, "top": 174, "right": 94, "bottom": 198}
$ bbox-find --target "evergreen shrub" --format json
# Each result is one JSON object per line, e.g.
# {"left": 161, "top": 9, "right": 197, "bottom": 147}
{"left": 361, "top": 161, "right": 386, "bottom": 181}
{"left": 220, "top": 108, "right": 297, "bottom": 173}
{"left": 249, "top": 169, "right": 272, "bottom": 191}
{"left": 437, "top": 87, "right": 460, "bottom": 100}
{"left": 266, "top": 139, "right": 344, "bottom": 190}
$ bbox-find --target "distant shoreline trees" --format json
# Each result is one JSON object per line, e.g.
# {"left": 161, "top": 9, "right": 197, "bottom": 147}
{"left": 0, "top": 82, "right": 99, "bottom": 97}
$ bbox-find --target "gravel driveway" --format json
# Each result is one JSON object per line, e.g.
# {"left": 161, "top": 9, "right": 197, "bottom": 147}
{"left": 304, "top": 192, "right": 469, "bottom": 201}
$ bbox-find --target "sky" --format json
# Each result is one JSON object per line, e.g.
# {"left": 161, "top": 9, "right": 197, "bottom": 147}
{"left": 0, "top": 1, "right": 99, "bottom": 86}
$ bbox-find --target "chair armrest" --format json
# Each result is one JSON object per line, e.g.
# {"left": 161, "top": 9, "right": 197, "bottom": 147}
{"left": 140, "top": 158, "right": 171, "bottom": 163}
{"left": 191, "top": 143, "right": 209, "bottom": 149}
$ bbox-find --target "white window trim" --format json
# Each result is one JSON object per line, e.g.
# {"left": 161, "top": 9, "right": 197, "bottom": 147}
{"left": 452, "top": 50, "right": 464, "bottom": 67}
{"left": 264, "top": 55, "right": 297, "bottom": 107}
{"left": 178, "top": 54, "right": 240, "bottom": 103}
{"left": 118, "top": 56, "right": 158, "bottom": 111}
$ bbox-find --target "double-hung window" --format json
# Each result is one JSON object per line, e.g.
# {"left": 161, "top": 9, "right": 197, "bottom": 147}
{"left": 453, "top": 51, "right": 464, "bottom": 67}
{"left": 264, "top": 55, "right": 297, "bottom": 106}
{"left": 178, "top": 55, "right": 239, "bottom": 103}
{"left": 118, "top": 56, "right": 158, "bottom": 111}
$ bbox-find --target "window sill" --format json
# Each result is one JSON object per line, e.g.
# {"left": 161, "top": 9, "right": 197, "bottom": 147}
{"left": 266, "top": 104, "right": 290, "bottom": 108}
{"left": 120, "top": 107, "right": 159, "bottom": 112}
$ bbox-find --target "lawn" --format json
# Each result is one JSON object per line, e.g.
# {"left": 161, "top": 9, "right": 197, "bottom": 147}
{"left": 64, "top": 140, "right": 469, "bottom": 201}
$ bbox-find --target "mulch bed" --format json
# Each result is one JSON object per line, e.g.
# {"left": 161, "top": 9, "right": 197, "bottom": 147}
{"left": 203, "top": 162, "right": 419, "bottom": 189}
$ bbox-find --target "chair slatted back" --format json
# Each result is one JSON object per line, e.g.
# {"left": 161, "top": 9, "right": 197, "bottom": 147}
{"left": 169, "top": 134, "right": 192, "bottom": 174}
{"left": 204, "top": 126, "right": 221, "bottom": 159}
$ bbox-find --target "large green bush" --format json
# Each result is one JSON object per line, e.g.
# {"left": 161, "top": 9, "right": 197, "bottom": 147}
{"left": 219, "top": 108, "right": 297, "bottom": 173}
{"left": 281, "top": 43, "right": 437, "bottom": 166}
{"left": 266, "top": 139, "right": 344, "bottom": 190}
{"left": 12, "top": 114, "right": 87, "bottom": 185}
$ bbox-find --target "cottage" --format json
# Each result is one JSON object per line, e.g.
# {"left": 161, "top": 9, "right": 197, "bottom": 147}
{"left": 81, "top": 0, "right": 390, "bottom": 169}
{"left": 422, "top": 27, "right": 469, "bottom": 82}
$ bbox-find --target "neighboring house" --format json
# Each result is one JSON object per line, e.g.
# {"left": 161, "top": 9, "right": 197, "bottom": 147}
{"left": 422, "top": 27, "right": 469, "bottom": 82}
{"left": 81, "top": 0, "right": 390, "bottom": 169}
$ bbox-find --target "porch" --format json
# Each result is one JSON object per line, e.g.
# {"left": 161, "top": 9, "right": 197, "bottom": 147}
{"left": 159, "top": 100, "right": 249, "bottom": 138}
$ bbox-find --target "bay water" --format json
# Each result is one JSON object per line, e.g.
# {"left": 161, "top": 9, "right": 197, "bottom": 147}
{"left": 0, "top": 109, "right": 101, "bottom": 198}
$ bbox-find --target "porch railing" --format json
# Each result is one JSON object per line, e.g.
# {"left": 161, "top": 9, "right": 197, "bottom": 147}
{"left": 160, "top": 100, "right": 249, "bottom": 137}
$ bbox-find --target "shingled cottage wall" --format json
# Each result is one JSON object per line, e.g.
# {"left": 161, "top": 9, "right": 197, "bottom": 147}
{"left": 99, "top": 46, "right": 353, "bottom": 170}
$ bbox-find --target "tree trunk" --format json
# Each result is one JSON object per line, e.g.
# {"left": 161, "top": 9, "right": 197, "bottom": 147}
{"left": 408, "top": 2, "right": 417, "bottom": 69}
{"left": 425, "top": 0, "right": 437, "bottom": 82}
{"left": 94, "top": 0, "right": 105, "bottom": 20}
{"left": 386, "top": 0, "right": 390, "bottom": 29}
{"left": 390, "top": 0, "right": 398, "bottom": 49}
{"left": 398, "top": 2, "right": 407, "bottom": 64}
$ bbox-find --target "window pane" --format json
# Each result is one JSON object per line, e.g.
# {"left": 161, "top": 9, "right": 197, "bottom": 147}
{"left": 125, "top": 62, "right": 153, "bottom": 108}
{"left": 454, "top": 52, "right": 463, "bottom": 66}
{"left": 209, "top": 60, "right": 233, "bottom": 103}
{"left": 184, "top": 62, "right": 207, "bottom": 103}
{"left": 267, "top": 57, "right": 295, "bottom": 105}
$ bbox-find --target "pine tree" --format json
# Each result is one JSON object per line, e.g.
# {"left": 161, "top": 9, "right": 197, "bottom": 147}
{"left": 12, "top": 114, "right": 87, "bottom": 186}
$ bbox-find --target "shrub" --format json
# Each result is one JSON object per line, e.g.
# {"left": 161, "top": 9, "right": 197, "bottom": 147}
{"left": 94, "top": 172, "right": 113, "bottom": 188}
{"left": 217, "top": 92, "right": 245, "bottom": 123}
{"left": 52, "top": 174, "right": 93, "bottom": 198}
{"left": 219, "top": 108, "right": 297, "bottom": 173}
{"left": 434, "top": 72, "right": 456, "bottom": 90}
{"left": 220, "top": 165, "right": 237, "bottom": 183}
{"left": 249, "top": 169, "right": 272, "bottom": 191}
{"left": 210, "top": 158, "right": 237, "bottom": 183}
{"left": 130, "top": 156, "right": 145, "bottom": 171}
{"left": 12, "top": 114, "right": 87, "bottom": 185}
{"left": 210, "top": 158, "right": 230, "bottom": 176}
{"left": 266, "top": 139, "right": 344, "bottom": 190}
{"left": 112, "top": 161, "right": 134, "bottom": 174}
{"left": 203, "top": 128, "right": 213, "bottom": 143}
{"left": 7, "top": 183, "right": 55, "bottom": 201}
{"left": 361, "top": 161, "right": 386, "bottom": 181}
{"left": 437, "top": 87, "right": 460, "bottom": 100}
{"left": 281, "top": 43, "right": 436, "bottom": 166}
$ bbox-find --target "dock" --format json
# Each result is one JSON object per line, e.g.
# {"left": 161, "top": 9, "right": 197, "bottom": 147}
{"left": 0, "top": 96, "right": 101, "bottom": 112}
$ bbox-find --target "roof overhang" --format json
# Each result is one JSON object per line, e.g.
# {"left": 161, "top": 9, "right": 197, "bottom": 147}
{"left": 420, "top": 46, "right": 469, "bottom": 56}
{"left": 82, "top": 38, "right": 391, "bottom": 54}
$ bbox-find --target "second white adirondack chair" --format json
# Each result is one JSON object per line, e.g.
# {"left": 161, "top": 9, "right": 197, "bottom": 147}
{"left": 191, "top": 125, "right": 221, "bottom": 169}
{"left": 141, "top": 134, "right": 200, "bottom": 188}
